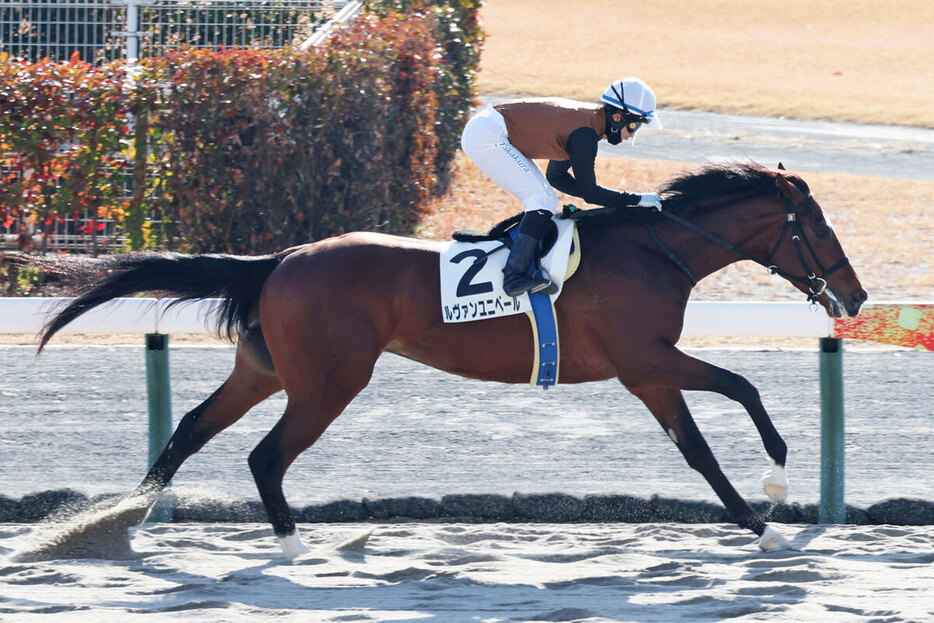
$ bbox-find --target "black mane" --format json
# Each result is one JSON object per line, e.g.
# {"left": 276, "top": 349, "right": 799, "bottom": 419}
{"left": 570, "top": 161, "right": 803, "bottom": 232}
{"left": 659, "top": 162, "right": 786, "bottom": 210}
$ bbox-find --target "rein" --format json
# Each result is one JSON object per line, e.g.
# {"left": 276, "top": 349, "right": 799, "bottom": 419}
{"left": 652, "top": 193, "right": 850, "bottom": 304}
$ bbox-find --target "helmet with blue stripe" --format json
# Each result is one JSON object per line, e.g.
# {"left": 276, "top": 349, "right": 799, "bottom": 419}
{"left": 601, "top": 77, "right": 662, "bottom": 141}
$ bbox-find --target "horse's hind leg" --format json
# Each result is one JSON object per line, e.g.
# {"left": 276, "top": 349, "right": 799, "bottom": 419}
{"left": 630, "top": 386, "right": 790, "bottom": 551}
{"left": 128, "top": 333, "right": 282, "bottom": 519}
{"left": 247, "top": 321, "right": 382, "bottom": 556}
{"left": 253, "top": 257, "right": 387, "bottom": 557}
{"left": 248, "top": 370, "right": 374, "bottom": 558}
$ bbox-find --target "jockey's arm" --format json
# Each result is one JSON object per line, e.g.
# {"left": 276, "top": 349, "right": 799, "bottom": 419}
{"left": 545, "top": 127, "right": 640, "bottom": 208}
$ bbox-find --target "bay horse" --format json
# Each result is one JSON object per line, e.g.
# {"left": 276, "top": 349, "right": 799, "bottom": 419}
{"left": 11, "top": 162, "right": 867, "bottom": 557}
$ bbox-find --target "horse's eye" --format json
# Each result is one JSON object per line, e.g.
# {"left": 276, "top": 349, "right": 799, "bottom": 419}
{"left": 814, "top": 223, "right": 831, "bottom": 240}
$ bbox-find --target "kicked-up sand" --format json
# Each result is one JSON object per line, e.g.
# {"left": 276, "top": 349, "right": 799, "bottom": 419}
{"left": 9, "top": 493, "right": 158, "bottom": 563}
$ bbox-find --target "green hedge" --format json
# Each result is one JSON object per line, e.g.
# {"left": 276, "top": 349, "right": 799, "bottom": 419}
{"left": 0, "top": 0, "right": 483, "bottom": 255}
{"left": 139, "top": 12, "right": 440, "bottom": 252}
{"left": 367, "top": 0, "right": 484, "bottom": 192}
{"left": 0, "top": 54, "right": 133, "bottom": 254}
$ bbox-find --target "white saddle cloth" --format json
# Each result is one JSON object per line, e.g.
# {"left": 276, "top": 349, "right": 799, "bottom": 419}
{"left": 439, "top": 218, "right": 576, "bottom": 324}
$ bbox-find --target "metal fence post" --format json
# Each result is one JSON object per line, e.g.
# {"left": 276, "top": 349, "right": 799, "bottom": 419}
{"left": 819, "top": 336, "right": 845, "bottom": 523}
{"left": 145, "top": 332, "right": 173, "bottom": 522}
{"left": 125, "top": 0, "right": 140, "bottom": 62}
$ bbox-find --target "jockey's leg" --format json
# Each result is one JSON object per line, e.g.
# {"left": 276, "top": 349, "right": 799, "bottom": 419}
{"left": 503, "top": 209, "right": 558, "bottom": 296}
{"left": 461, "top": 108, "right": 558, "bottom": 216}
{"left": 462, "top": 110, "right": 560, "bottom": 296}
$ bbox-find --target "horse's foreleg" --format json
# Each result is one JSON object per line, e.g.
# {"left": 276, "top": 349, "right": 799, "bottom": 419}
{"left": 641, "top": 348, "right": 789, "bottom": 502}
{"left": 630, "top": 386, "right": 790, "bottom": 551}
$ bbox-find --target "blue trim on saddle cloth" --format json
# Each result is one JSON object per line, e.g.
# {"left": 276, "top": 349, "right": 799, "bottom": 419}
{"left": 509, "top": 227, "right": 560, "bottom": 389}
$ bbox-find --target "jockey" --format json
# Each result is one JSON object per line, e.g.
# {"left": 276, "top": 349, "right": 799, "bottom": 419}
{"left": 461, "top": 77, "right": 663, "bottom": 297}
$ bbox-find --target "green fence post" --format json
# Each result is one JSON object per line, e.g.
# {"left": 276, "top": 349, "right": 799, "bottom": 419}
{"left": 819, "top": 336, "right": 845, "bottom": 524}
{"left": 145, "top": 332, "right": 173, "bottom": 522}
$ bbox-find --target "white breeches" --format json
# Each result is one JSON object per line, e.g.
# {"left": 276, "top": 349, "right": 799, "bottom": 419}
{"left": 460, "top": 106, "right": 559, "bottom": 214}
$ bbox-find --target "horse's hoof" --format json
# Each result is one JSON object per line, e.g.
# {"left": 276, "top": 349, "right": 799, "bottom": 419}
{"left": 758, "top": 526, "right": 790, "bottom": 551}
{"left": 762, "top": 460, "right": 789, "bottom": 503}
{"left": 278, "top": 528, "right": 312, "bottom": 559}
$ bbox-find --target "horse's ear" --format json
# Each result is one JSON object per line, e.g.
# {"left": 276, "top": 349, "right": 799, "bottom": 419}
{"left": 775, "top": 172, "right": 803, "bottom": 201}
{"left": 777, "top": 162, "right": 786, "bottom": 170}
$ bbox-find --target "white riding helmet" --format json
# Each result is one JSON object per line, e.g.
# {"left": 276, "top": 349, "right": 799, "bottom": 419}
{"left": 601, "top": 77, "right": 662, "bottom": 131}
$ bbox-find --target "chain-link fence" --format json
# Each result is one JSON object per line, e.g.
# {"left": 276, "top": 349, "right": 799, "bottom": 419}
{"left": 1, "top": 0, "right": 334, "bottom": 64}
{"left": 1, "top": 0, "right": 125, "bottom": 65}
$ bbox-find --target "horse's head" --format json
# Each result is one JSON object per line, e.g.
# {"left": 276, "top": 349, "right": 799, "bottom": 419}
{"left": 770, "top": 172, "right": 868, "bottom": 318}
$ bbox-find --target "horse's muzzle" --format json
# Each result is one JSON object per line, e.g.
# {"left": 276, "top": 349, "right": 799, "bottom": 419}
{"left": 846, "top": 287, "right": 869, "bottom": 316}
{"left": 823, "top": 286, "right": 868, "bottom": 319}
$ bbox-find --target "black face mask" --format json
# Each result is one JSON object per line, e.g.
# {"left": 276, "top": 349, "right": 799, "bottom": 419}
{"left": 604, "top": 106, "right": 625, "bottom": 145}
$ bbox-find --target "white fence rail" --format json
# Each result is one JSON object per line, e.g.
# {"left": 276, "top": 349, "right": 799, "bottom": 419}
{"left": 0, "top": 297, "right": 222, "bottom": 335}
{"left": 0, "top": 299, "right": 836, "bottom": 337}
{"left": 299, "top": 0, "right": 361, "bottom": 49}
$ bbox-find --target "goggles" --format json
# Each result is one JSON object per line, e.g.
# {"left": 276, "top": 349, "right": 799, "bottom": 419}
{"left": 624, "top": 116, "right": 647, "bottom": 133}
{"left": 610, "top": 82, "right": 651, "bottom": 133}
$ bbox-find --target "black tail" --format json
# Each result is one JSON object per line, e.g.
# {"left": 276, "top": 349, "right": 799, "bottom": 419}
{"left": 10, "top": 251, "right": 285, "bottom": 352}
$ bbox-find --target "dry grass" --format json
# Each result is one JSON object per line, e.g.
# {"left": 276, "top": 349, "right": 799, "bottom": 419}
{"left": 478, "top": 0, "right": 934, "bottom": 127}
{"left": 419, "top": 153, "right": 934, "bottom": 303}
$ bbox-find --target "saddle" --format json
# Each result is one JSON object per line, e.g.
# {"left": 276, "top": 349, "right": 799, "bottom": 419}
{"left": 452, "top": 212, "right": 559, "bottom": 257}
{"left": 452, "top": 202, "right": 657, "bottom": 247}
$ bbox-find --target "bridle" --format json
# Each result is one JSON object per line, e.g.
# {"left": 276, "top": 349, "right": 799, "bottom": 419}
{"left": 648, "top": 191, "right": 851, "bottom": 305}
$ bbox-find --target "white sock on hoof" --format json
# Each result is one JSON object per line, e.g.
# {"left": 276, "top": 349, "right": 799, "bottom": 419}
{"left": 762, "top": 458, "right": 789, "bottom": 503}
{"left": 277, "top": 529, "right": 311, "bottom": 559}
{"left": 758, "top": 526, "right": 790, "bottom": 551}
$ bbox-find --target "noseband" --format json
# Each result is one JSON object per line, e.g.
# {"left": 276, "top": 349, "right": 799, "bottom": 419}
{"left": 650, "top": 192, "right": 850, "bottom": 305}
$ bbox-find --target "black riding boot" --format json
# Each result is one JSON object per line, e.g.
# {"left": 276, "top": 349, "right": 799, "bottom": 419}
{"left": 503, "top": 209, "right": 555, "bottom": 297}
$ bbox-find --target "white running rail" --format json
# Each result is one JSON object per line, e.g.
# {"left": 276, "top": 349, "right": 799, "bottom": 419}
{"left": 0, "top": 298, "right": 835, "bottom": 337}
